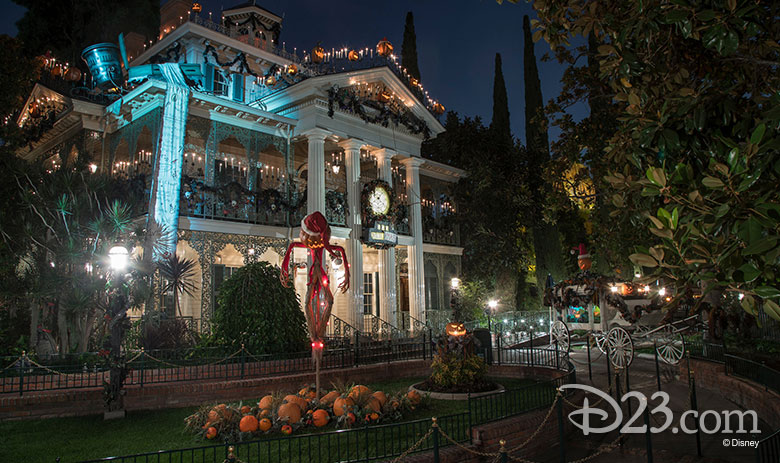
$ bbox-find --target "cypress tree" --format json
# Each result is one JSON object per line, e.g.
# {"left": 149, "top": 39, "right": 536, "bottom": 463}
{"left": 401, "top": 12, "right": 421, "bottom": 81}
{"left": 522, "top": 14, "right": 565, "bottom": 296}
{"left": 490, "top": 53, "right": 512, "bottom": 145}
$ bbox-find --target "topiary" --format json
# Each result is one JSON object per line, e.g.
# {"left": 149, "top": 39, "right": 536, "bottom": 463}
{"left": 211, "top": 262, "right": 307, "bottom": 355}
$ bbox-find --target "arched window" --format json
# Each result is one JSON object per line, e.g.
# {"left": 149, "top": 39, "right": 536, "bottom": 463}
{"left": 424, "top": 261, "right": 439, "bottom": 311}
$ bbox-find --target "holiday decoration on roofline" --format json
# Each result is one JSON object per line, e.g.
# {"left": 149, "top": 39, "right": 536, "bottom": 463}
{"left": 327, "top": 85, "right": 431, "bottom": 139}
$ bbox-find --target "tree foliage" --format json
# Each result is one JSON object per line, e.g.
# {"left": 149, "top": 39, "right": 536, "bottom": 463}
{"left": 530, "top": 0, "right": 780, "bottom": 320}
{"left": 13, "top": 0, "right": 160, "bottom": 64}
{"left": 400, "top": 11, "right": 421, "bottom": 81}
{"left": 212, "top": 261, "right": 307, "bottom": 355}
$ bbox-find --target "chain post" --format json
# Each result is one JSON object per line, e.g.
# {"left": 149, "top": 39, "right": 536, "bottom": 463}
{"left": 139, "top": 348, "right": 145, "bottom": 388}
{"left": 586, "top": 334, "right": 593, "bottom": 382}
{"left": 19, "top": 351, "right": 25, "bottom": 397}
{"left": 556, "top": 389, "right": 566, "bottom": 463}
{"left": 643, "top": 398, "right": 653, "bottom": 463}
{"left": 240, "top": 343, "right": 246, "bottom": 379}
{"left": 653, "top": 340, "right": 662, "bottom": 391}
{"left": 499, "top": 439, "right": 508, "bottom": 463}
{"left": 432, "top": 417, "right": 440, "bottom": 463}
{"left": 616, "top": 370, "right": 623, "bottom": 448}
{"left": 689, "top": 370, "right": 702, "bottom": 457}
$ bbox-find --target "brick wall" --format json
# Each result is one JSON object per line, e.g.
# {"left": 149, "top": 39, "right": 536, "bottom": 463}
{"left": 679, "top": 358, "right": 780, "bottom": 429}
{"left": 0, "top": 359, "right": 432, "bottom": 421}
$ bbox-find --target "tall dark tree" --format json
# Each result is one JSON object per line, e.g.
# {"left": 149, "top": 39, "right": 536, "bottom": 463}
{"left": 522, "top": 15, "right": 565, "bottom": 291}
{"left": 490, "top": 53, "right": 512, "bottom": 145}
{"left": 13, "top": 0, "right": 160, "bottom": 64}
{"left": 400, "top": 11, "right": 421, "bottom": 81}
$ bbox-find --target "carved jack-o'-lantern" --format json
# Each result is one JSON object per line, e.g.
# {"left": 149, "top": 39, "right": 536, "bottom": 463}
{"left": 65, "top": 67, "right": 82, "bottom": 82}
{"left": 265, "top": 75, "right": 277, "bottom": 87}
{"left": 191, "top": 2, "right": 202, "bottom": 13}
{"left": 348, "top": 50, "right": 359, "bottom": 61}
{"left": 433, "top": 103, "right": 445, "bottom": 115}
{"left": 287, "top": 64, "right": 298, "bottom": 76}
{"left": 376, "top": 38, "right": 393, "bottom": 57}
{"left": 409, "top": 77, "right": 418, "bottom": 88}
{"left": 311, "top": 45, "right": 325, "bottom": 64}
{"left": 445, "top": 322, "right": 467, "bottom": 337}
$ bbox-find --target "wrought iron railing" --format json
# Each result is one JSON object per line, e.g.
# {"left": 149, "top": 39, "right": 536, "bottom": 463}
{"left": 362, "top": 313, "right": 403, "bottom": 340}
{"left": 399, "top": 312, "right": 428, "bottom": 336}
{"left": 179, "top": 181, "right": 290, "bottom": 226}
{"left": 324, "top": 189, "right": 347, "bottom": 226}
{"left": 325, "top": 315, "right": 358, "bottom": 340}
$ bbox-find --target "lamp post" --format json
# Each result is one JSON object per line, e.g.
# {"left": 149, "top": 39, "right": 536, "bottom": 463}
{"left": 105, "top": 245, "right": 129, "bottom": 420}
{"left": 487, "top": 299, "right": 498, "bottom": 333}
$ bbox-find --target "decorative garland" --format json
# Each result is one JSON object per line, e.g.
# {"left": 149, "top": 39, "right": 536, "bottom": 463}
{"left": 150, "top": 42, "right": 182, "bottom": 64}
{"left": 203, "top": 42, "right": 259, "bottom": 77}
{"left": 327, "top": 85, "right": 431, "bottom": 139}
{"left": 181, "top": 175, "right": 303, "bottom": 216}
{"left": 230, "top": 14, "right": 281, "bottom": 44}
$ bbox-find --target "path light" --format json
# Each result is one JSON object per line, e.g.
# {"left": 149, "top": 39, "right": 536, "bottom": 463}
{"left": 109, "top": 245, "right": 129, "bottom": 271}
{"left": 450, "top": 278, "right": 461, "bottom": 289}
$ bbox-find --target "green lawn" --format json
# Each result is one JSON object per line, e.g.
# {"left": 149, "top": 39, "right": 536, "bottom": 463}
{"left": 1, "top": 376, "right": 541, "bottom": 463}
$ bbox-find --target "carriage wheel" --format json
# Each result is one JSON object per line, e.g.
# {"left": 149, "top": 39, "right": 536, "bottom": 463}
{"left": 607, "top": 326, "right": 634, "bottom": 369}
{"left": 593, "top": 332, "right": 608, "bottom": 354}
{"left": 551, "top": 321, "right": 570, "bottom": 352}
{"left": 655, "top": 324, "right": 685, "bottom": 365}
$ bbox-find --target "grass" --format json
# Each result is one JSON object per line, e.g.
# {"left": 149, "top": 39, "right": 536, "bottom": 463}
{"left": 0, "top": 376, "right": 543, "bottom": 463}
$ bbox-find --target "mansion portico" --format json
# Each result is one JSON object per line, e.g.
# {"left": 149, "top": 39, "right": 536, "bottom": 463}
{"left": 16, "top": 0, "right": 463, "bottom": 337}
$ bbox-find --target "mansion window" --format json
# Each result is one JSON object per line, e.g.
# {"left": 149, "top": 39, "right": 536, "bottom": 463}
{"left": 363, "top": 272, "right": 378, "bottom": 315}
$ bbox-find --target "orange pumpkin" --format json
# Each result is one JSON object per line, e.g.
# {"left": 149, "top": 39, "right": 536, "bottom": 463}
{"left": 258, "top": 408, "right": 270, "bottom": 418}
{"left": 371, "top": 391, "right": 387, "bottom": 407}
{"left": 366, "top": 397, "right": 382, "bottom": 413}
{"left": 312, "top": 409, "right": 329, "bottom": 427}
{"left": 64, "top": 67, "right": 82, "bottom": 82}
{"left": 346, "top": 412, "right": 356, "bottom": 424}
{"left": 406, "top": 390, "right": 421, "bottom": 405}
{"left": 376, "top": 38, "right": 393, "bottom": 57}
{"left": 370, "top": 412, "right": 380, "bottom": 420}
{"left": 240, "top": 405, "right": 251, "bottom": 415}
{"left": 349, "top": 385, "right": 372, "bottom": 400}
{"left": 320, "top": 390, "right": 340, "bottom": 405}
{"left": 287, "top": 64, "right": 298, "bottom": 76}
{"left": 281, "top": 424, "right": 293, "bottom": 435}
{"left": 333, "top": 397, "right": 354, "bottom": 416}
{"left": 277, "top": 402, "right": 302, "bottom": 423}
{"left": 239, "top": 415, "right": 259, "bottom": 433}
{"left": 258, "top": 417, "right": 272, "bottom": 432}
{"left": 348, "top": 50, "right": 359, "bottom": 61}
{"left": 390, "top": 400, "right": 400, "bottom": 410}
{"left": 298, "top": 387, "right": 316, "bottom": 399}
{"left": 207, "top": 410, "right": 219, "bottom": 422}
{"left": 258, "top": 395, "right": 274, "bottom": 410}
{"left": 205, "top": 426, "right": 217, "bottom": 439}
{"left": 284, "top": 394, "right": 308, "bottom": 412}
{"left": 312, "top": 45, "right": 325, "bottom": 64}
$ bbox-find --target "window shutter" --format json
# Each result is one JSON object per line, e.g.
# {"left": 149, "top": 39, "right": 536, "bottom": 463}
{"left": 204, "top": 63, "right": 214, "bottom": 92}
{"left": 231, "top": 74, "right": 244, "bottom": 102}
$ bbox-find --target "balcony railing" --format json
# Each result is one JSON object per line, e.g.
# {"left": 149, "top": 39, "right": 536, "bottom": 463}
{"left": 422, "top": 222, "right": 459, "bottom": 246}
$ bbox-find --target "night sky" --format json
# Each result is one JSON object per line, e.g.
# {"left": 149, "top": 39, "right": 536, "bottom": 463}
{"left": 0, "top": 0, "right": 587, "bottom": 144}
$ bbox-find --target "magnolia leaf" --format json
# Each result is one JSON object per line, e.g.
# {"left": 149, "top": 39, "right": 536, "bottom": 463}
{"left": 628, "top": 92, "right": 641, "bottom": 106}
{"left": 734, "top": 263, "right": 761, "bottom": 282}
{"left": 755, "top": 286, "right": 780, "bottom": 299}
{"left": 648, "top": 216, "right": 665, "bottom": 229}
{"left": 650, "top": 227, "right": 674, "bottom": 240}
{"left": 764, "top": 300, "right": 780, "bottom": 322}
{"left": 629, "top": 253, "right": 658, "bottom": 268}
{"left": 740, "top": 295, "right": 757, "bottom": 316}
{"left": 742, "top": 239, "right": 776, "bottom": 256}
{"left": 750, "top": 123, "right": 766, "bottom": 145}
{"left": 702, "top": 177, "right": 724, "bottom": 189}
{"left": 649, "top": 246, "right": 665, "bottom": 262}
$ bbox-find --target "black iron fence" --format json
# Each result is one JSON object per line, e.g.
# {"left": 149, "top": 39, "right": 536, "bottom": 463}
{"left": 75, "top": 347, "right": 574, "bottom": 463}
{"left": 0, "top": 338, "right": 431, "bottom": 396}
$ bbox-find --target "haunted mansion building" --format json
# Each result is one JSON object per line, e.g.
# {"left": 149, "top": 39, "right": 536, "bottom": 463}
{"left": 15, "top": 1, "right": 463, "bottom": 338}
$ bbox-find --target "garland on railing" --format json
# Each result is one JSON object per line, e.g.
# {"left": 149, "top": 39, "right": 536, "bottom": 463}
{"left": 181, "top": 175, "right": 302, "bottom": 215}
{"left": 203, "top": 42, "right": 260, "bottom": 77}
{"left": 327, "top": 85, "right": 431, "bottom": 139}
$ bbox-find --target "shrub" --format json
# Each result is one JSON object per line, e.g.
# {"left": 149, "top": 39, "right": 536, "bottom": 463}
{"left": 429, "top": 351, "right": 487, "bottom": 391}
{"left": 211, "top": 262, "right": 307, "bottom": 355}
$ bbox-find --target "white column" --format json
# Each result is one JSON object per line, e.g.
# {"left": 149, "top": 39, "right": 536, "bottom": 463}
{"left": 339, "top": 139, "right": 364, "bottom": 329}
{"left": 374, "top": 148, "right": 398, "bottom": 327}
{"left": 401, "top": 157, "right": 426, "bottom": 323}
{"left": 303, "top": 128, "right": 329, "bottom": 216}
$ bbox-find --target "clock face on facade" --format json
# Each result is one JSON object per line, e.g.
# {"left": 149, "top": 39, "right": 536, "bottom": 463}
{"left": 368, "top": 186, "right": 391, "bottom": 215}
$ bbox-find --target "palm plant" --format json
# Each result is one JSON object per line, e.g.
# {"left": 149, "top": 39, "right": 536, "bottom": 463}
{"left": 156, "top": 253, "right": 198, "bottom": 317}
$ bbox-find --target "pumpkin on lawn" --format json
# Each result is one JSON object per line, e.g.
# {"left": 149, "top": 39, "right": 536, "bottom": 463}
{"left": 371, "top": 391, "right": 387, "bottom": 407}
{"left": 281, "top": 424, "right": 293, "bottom": 435}
{"left": 333, "top": 397, "right": 354, "bottom": 416}
{"left": 298, "top": 386, "right": 316, "bottom": 399}
{"left": 258, "top": 395, "right": 274, "bottom": 410}
{"left": 312, "top": 409, "right": 329, "bottom": 427}
{"left": 366, "top": 396, "right": 382, "bottom": 413}
{"left": 205, "top": 426, "right": 217, "bottom": 439}
{"left": 240, "top": 405, "right": 251, "bottom": 415}
{"left": 348, "top": 385, "right": 372, "bottom": 400}
{"left": 259, "top": 417, "right": 272, "bottom": 432}
{"left": 406, "top": 390, "right": 422, "bottom": 405}
{"left": 320, "top": 390, "right": 340, "bottom": 405}
{"left": 284, "top": 394, "right": 308, "bottom": 412}
{"left": 277, "top": 402, "right": 302, "bottom": 423}
{"left": 239, "top": 415, "right": 259, "bottom": 433}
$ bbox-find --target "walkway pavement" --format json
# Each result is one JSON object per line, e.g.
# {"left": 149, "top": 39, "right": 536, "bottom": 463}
{"left": 522, "top": 350, "right": 772, "bottom": 463}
